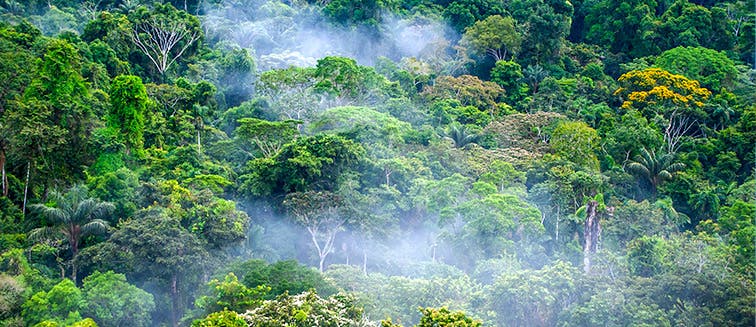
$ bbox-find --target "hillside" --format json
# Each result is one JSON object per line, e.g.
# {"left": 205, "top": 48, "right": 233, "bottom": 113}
{"left": 0, "top": 1, "right": 753, "bottom": 326}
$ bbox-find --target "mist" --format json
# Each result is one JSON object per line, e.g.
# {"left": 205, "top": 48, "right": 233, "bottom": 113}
{"left": 201, "top": 0, "right": 455, "bottom": 69}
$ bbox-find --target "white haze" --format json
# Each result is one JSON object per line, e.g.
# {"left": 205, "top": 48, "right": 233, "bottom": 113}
{"left": 202, "top": 0, "right": 455, "bottom": 69}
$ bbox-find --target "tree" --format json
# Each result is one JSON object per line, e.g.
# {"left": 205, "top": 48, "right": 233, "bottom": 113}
{"left": 625, "top": 147, "right": 685, "bottom": 198}
{"left": 452, "top": 192, "right": 544, "bottom": 267}
{"left": 242, "top": 290, "right": 369, "bottom": 327}
{"left": 28, "top": 184, "right": 113, "bottom": 283}
{"left": 484, "top": 261, "right": 579, "bottom": 327}
{"left": 509, "top": 0, "right": 574, "bottom": 64}
{"left": 382, "top": 307, "right": 482, "bottom": 327}
{"left": 81, "top": 271, "right": 155, "bottom": 327}
{"left": 584, "top": 0, "right": 661, "bottom": 57}
{"left": 627, "top": 235, "right": 667, "bottom": 277}
{"left": 523, "top": 64, "right": 548, "bottom": 95}
{"left": 416, "top": 307, "right": 481, "bottom": 327}
{"left": 256, "top": 66, "right": 318, "bottom": 122}
{"left": 490, "top": 60, "right": 527, "bottom": 103}
{"left": 422, "top": 75, "right": 503, "bottom": 119}
{"left": 234, "top": 118, "right": 300, "bottom": 158}
{"left": 0, "top": 25, "right": 37, "bottom": 197}
{"left": 8, "top": 38, "right": 94, "bottom": 209}
{"left": 22, "top": 278, "right": 83, "bottom": 326}
{"left": 108, "top": 75, "right": 148, "bottom": 156}
{"left": 284, "top": 191, "right": 348, "bottom": 272}
{"left": 313, "top": 56, "right": 397, "bottom": 107}
{"left": 192, "top": 310, "right": 247, "bottom": 327}
{"left": 323, "top": 0, "right": 394, "bottom": 27}
{"left": 550, "top": 121, "right": 600, "bottom": 171}
{"left": 194, "top": 272, "right": 267, "bottom": 317}
{"left": 461, "top": 15, "right": 522, "bottom": 61}
{"left": 614, "top": 68, "right": 711, "bottom": 118}
{"left": 655, "top": 46, "right": 739, "bottom": 92}
{"left": 82, "top": 208, "right": 208, "bottom": 327}
{"left": 444, "top": 123, "right": 480, "bottom": 148}
{"left": 130, "top": 4, "right": 202, "bottom": 77}
{"left": 0, "top": 274, "right": 25, "bottom": 325}
{"left": 240, "top": 134, "right": 364, "bottom": 196}
{"left": 442, "top": 0, "right": 505, "bottom": 32}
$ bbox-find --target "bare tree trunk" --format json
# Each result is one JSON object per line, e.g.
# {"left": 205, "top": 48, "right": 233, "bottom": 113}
{"left": 171, "top": 273, "right": 179, "bottom": 327}
{"left": 343, "top": 242, "right": 349, "bottom": 265}
{"left": 0, "top": 145, "right": 7, "bottom": 197}
{"left": 22, "top": 162, "right": 30, "bottom": 216}
{"left": 583, "top": 200, "right": 600, "bottom": 273}
{"left": 197, "top": 129, "right": 201, "bottom": 155}
{"left": 71, "top": 258, "right": 78, "bottom": 284}
{"left": 362, "top": 249, "right": 367, "bottom": 275}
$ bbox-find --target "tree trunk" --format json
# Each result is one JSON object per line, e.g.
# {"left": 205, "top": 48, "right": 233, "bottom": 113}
{"left": 71, "top": 257, "right": 78, "bottom": 284}
{"left": 171, "top": 273, "right": 179, "bottom": 327}
{"left": 583, "top": 200, "right": 601, "bottom": 273}
{"left": 197, "top": 128, "right": 201, "bottom": 155}
{"left": 362, "top": 249, "right": 367, "bottom": 275}
{"left": 0, "top": 145, "right": 7, "bottom": 197}
{"left": 22, "top": 162, "right": 30, "bottom": 216}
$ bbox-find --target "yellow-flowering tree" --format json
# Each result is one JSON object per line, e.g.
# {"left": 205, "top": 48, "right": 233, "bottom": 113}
{"left": 615, "top": 68, "right": 711, "bottom": 114}
{"left": 614, "top": 68, "right": 712, "bottom": 153}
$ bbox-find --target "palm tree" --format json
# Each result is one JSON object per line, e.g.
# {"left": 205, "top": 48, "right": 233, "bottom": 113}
{"left": 28, "top": 184, "right": 113, "bottom": 282}
{"left": 445, "top": 124, "right": 480, "bottom": 148}
{"left": 523, "top": 64, "right": 548, "bottom": 95}
{"left": 626, "top": 148, "right": 685, "bottom": 198}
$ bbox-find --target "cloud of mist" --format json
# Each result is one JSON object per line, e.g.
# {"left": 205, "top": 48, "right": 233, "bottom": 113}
{"left": 202, "top": 0, "right": 455, "bottom": 70}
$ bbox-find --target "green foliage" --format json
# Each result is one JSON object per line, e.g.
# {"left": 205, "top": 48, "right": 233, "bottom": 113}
{"left": 0, "top": 274, "right": 25, "bottom": 324}
{"left": 195, "top": 272, "right": 267, "bottom": 316}
{"left": 422, "top": 75, "right": 503, "bottom": 119}
{"left": 627, "top": 235, "right": 667, "bottom": 277}
{"left": 28, "top": 184, "right": 113, "bottom": 282}
{"left": 416, "top": 307, "right": 481, "bottom": 327}
{"left": 314, "top": 56, "right": 399, "bottom": 106}
{"left": 22, "top": 279, "right": 82, "bottom": 326}
{"left": 483, "top": 261, "right": 578, "bottom": 327}
{"left": 1, "top": 2, "right": 753, "bottom": 326}
{"left": 235, "top": 118, "right": 300, "bottom": 158}
{"left": 550, "top": 121, "right": 600, "bottom": 171}
{"left": 442, "top": 0, "right": 505, "bottom": 32}
{"left": 310, "top": 106, "right": 411, "bottom": 146}
{"left": 490, "top": 60, "right": 527, "bottom": 103}
{"left": 323, "top": 0, "right": 397, "bottom": 27}
{"left": 81, "top": 271, "right": 155, "bottom": 327}
{"left": 108, "top": 75, "right": 148, "bottom": 156}
{"left": 192, "top": 310, "right": 247, "bottom": 327}
{"left": 509, "top": 0, "right": 573, "bottom": 64}
{"left": 461, "top": 15, "right": 521, "bottom": 61}
{"left": 242, "top": 290, "right": 369, "bottom": 327}
{"left": 240, "top": 134, "right": 365, "bottom": 196}
{"left": 228, "top": 260, "right": 337, "bottom": 299}
{"left": 654, "top": 46, "right": 739, "bottom": 92}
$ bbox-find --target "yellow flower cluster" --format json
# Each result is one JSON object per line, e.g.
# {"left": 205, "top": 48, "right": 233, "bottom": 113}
{"left": 615, "top": 68, "right": 711, "bottom": 111}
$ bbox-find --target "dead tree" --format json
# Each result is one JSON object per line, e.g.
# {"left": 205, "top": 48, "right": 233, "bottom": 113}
{"left": 132, "top": 18, "right": 200, "bottom": 76}
{"left": 583, "top": 200, "right": 613, "bottom": 273}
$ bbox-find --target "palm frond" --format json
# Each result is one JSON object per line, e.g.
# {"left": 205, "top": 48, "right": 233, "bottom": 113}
{"left": 80, "top": 219, "right": 111, "bottom": 237}
{"left": 29, "top": 204, "right": 69, "bottom": 224}
{"left": 626, "top": 162, "right": 650, "bottom": 178}
{"left": 27, "top": 226, "right": 62, "bottom": 243}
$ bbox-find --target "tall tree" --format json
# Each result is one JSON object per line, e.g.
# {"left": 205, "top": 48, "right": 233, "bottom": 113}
{"left": 130, "top": 4, "right": 202, "bottom": 78}
{"left": 284, "top": 191, "right": 348, "bottom": 272}
{"left": 108, "top": 75, "right": 148, "bottom": 156}
{"left": 84, "top": 208, "right": 208, "bottom": 327}
{"left": 626, "top": 147, "right": 685, "bottom": 198}
{"left": 461, "top": 15, "right": 522, "bottom": 61}
{"left": 28, "top": 184, "right": 113, "bottom": 282}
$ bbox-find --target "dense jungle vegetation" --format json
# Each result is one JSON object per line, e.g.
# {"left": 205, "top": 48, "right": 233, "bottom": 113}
{"left": 0, "top": 0, "right": 753, "bottom": 326}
